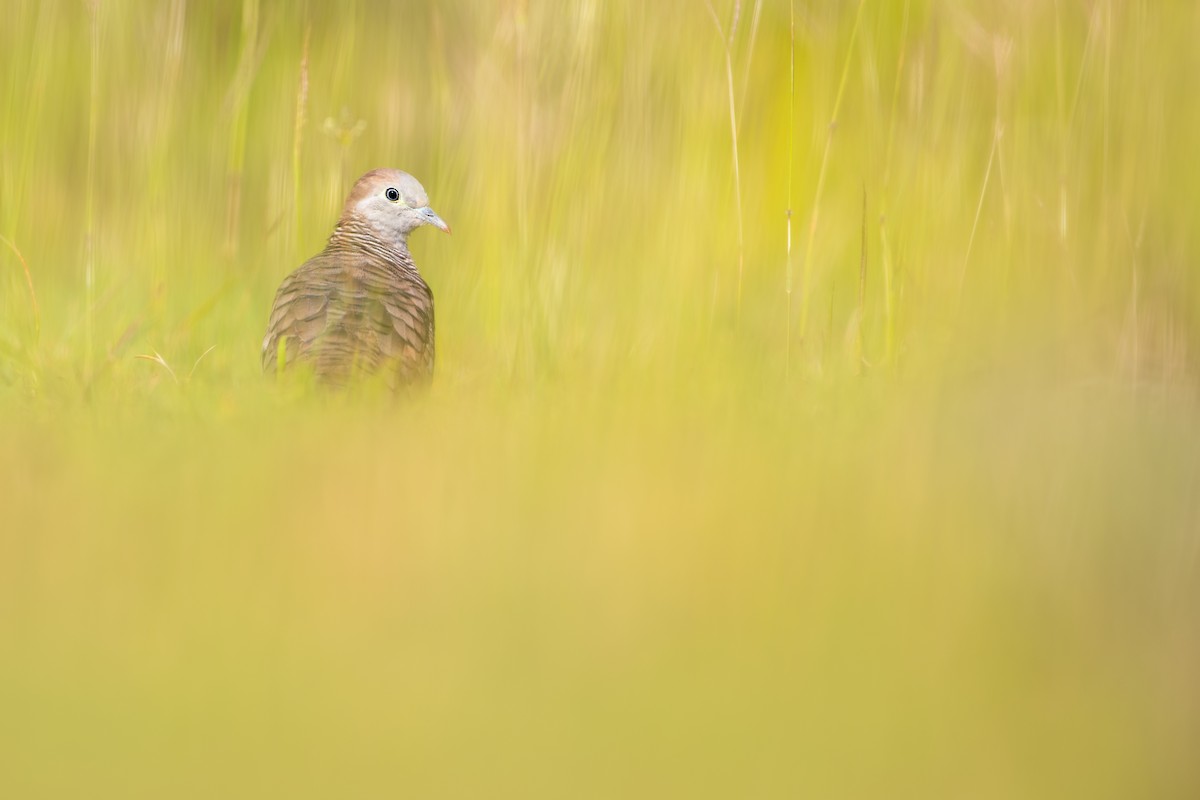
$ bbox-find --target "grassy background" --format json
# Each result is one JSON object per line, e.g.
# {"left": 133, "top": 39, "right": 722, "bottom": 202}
{"left": 2, "top": 0, "right": 1198, "bottom": 796}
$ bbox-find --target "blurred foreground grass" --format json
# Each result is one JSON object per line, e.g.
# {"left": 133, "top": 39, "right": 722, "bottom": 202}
{"left": 1, "top": 1, "right": 1198, "bottom": 796}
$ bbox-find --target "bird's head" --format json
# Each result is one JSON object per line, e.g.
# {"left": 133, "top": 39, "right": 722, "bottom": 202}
{"left": 343, "top": 168, "right": 451, "bottom": 247}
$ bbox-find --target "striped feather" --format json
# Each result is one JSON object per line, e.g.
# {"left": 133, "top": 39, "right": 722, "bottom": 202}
{"left": 261, "top": 220, "right": 435, "bottom": 389}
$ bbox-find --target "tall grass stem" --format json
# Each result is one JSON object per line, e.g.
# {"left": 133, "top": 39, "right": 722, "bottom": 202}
{"left": 798, "top": 0, "right": 866, "bottom": 344}
{"left": 293, "top": 22, "right": 311, "bottom": 254}
{"left": 85, "top": 0, "right": 100, "bottom": 383}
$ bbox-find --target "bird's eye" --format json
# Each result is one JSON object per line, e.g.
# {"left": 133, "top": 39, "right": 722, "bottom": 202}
{"left": 385, "top": 188, "right": 400, "bottom": 202}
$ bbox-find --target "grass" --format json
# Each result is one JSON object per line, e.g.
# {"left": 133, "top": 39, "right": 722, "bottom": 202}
{"left": 703, "top": 0, "right": 747, "bottom": 321}
{"left": 1, "top": 1, "right": 1198, "bottom": 797}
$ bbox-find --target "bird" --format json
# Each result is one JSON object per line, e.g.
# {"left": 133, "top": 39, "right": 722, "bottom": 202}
{"left": 261, "top": 169, "right": 450, "bottom": 389}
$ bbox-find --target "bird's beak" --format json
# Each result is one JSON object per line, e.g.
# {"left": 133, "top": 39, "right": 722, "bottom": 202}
{"left": 419, "top": 206, "right": 451, "bottom": 235}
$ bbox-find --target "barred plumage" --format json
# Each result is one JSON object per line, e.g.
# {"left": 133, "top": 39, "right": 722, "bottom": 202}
{"left": 261, "top": 169, "right": 449, "bottom": 389}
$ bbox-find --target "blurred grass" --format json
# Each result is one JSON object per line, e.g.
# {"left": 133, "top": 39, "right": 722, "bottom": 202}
{"left": 1, "top": 0, "right": 1198, "bottom": 796}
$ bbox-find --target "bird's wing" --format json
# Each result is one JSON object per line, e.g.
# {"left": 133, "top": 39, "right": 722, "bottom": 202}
{"left": 260, "top": 255, "right": 338, "bottom": 373}
{"left": 377, "top": 278, "right": 435, "bottom": 384}
{"left": 262, "top": 254, "right": 435, "bottom": 384}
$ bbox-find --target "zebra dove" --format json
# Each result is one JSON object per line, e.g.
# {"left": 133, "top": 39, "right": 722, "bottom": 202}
{"left": 262, "top": 169, "right": 450, "bottom": 388}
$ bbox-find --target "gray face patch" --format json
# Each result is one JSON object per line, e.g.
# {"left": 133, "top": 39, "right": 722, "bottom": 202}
{"left": 346, "top": 170, "right": 445, "bottom": 247}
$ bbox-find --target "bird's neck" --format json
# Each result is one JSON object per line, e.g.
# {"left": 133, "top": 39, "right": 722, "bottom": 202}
{"left": 326, "top": 217, "right": 412, "bottom": 264}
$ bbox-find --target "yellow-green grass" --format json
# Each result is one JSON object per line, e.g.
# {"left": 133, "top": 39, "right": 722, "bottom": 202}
{"left": 1, "top": 1, "right": 1198, "bottom": 796}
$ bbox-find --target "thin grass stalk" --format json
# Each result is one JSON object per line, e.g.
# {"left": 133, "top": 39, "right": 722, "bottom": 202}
{"left": 293, "top": 21, "right": 311, "bottom": 254}
{"left": 798, "top": 0, "right": 865, "bottom": 341}
{"left": 704, "top": 0, "right": 744, "bottom": 322}
{"left": 724, "top": 48, "right": 744, "bottom": 321}
{"left": 1063, "top": 4, "right": 1105, "bottom": 295}
{"left": 85, "top": 0, "right": 100, "bottom": 383}
{"left": 151, "top": 0, "right": 186, "bottom": 305}
{"left": 959, "top": 127, "right": 999, "bottom": 300}
{"left": 225, "top": 0, "right": 260, "bottom": 257}
{"left": 881, "top": 0, "right": 910, "bottom": 192}
{"left": 736, "top": 0, "right": 763, "bottom": 127}
{"left": 0, "top": 234, "right": 39, "bottom": 339}
{"left": 960, "top": 34, "right": 1013, "bottom": 304}
{"left": 1067, "top": 6, "right": 1100, "bottom": 129}
{"left": 1054, "top": 0, "right": 1068, "bottom": 244}
{"left": 9, "top": 4, "right": 55, "bottom": 239}
{"left": 513, "top": 0, "right": 530, "bottom": 378}
{"left": 856, "top": 184, "right": 866, "bottom": 373}
{"left": 993, "top": 39, "right": 1013, "bottom": 300}
{"left": 880, "top": 0, "right": 910, "bottom": 366}
{"left": 1101, "top": 0, "right": 1112, "bottom": 273}
{"left": 785, "top": 0, "right": 795, "bottom": 377}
